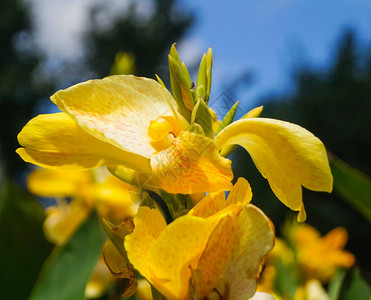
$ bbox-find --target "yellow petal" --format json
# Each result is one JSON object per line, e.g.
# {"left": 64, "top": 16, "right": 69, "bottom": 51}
{"left": 188, "top": 192, "right": 226, "bottom": 218}
{"left": 151, "top": 127, "right": 233, "bottom": 193}
{"left": 51, "top": 75, "right": 177, "bottom": 158}
{"left": 243, "top": 105, "right": 263, "bottom": 119}
{"left": 124, "top": 207, "right": 167, "bottom": 290}
{"left": 17, "top": 113, "right": 151, "bottom": 173}
{"left": 43, "top": 201, "right": 90, "bottom": 244}
{"left": 192, "top": 205, "right": 275, "bottom": 299}
{"left": 188, "top": 177, "right": 252, "bottom": 218}
{"left": 27, "top": 168, "right": 90, "bottom": 197}
{"left": 226, "top": 177, "right": 252, "bottom": 206}
{"left": 215, "top": 118, "right": 333, "bottom": 219}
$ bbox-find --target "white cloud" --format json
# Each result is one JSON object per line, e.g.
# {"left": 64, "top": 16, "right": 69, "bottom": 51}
{"left": 29, "top": 0, "right": 93, "bottom": 61}
{"left": 28, "top": 0, "right": 135, "bottom": 62}
{"left": 176, "top": 36, "right": 206, "bottom": 67}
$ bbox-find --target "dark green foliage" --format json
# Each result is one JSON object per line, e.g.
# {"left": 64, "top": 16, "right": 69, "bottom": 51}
{"left": 29, "top": 211, "right": 102, "bottom": 300}
{"left": 0, "top": 180, "right": 53, "bottom": 299}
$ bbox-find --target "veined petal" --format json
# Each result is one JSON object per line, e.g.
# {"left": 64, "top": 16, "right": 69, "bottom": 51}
{"left": 148, "top": 215, "right": 222, "bottom": 299}
{"left": 189, "top": 177, "right": 252, "bottom": 218}
{"left": 215, "top": 118, "right": 333, "bottom": 219}
{"left": 27, "top": 168, "right": 90, "bottom": 197}
{"left": 226, "top": 177, "right": 252, "bottom": 206}
{"left": 151, "top": 128, "right": 233, "bottom": 194}
{"left": 51, "top": 75, "right": 177, "bottom": 158}
{"left": 188, "top": 192, "right": 225, "bottom": 218}
{"left": 191, "top": 205, "right": 274, "bottom": 300}
{"left": 17, "top": 113, "right": 151, "bottom": 173}
{"left": 124, "top": 207, "right": 167, "bottom": 290}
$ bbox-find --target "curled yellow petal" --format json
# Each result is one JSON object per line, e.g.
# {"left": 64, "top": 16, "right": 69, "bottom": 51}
{"left": 151, "top": 127, "right": 233, "bottom": 193}
{"left": 226, "top": 177, "right": 252, "bottom": 206}
{"left": 17, "top": 113, "right": 151, "bottom": 173}
{"left": 215, "top": 118, "right": 333, "bottom": 220}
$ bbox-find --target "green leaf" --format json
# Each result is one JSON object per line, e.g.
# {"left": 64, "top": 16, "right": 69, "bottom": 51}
{"left": 155, "top": 74, "right": 166, "bottom": 88}
{"left": 205, "top": 47, "right": 213, "bottom": 103}
{"left": 169, "top": 43, "right": 181, "bottom": 64}
{"left": 215, "top": 100, "right": 239, "bottom": 135}
{"left": 101, "top": 219, "right": 128, "bottom": 260}
{"left": 328, "top": 269, "right": 347, "bottom": 300}
{"left": 29, "top": 211, "right": 102, "bottom": 300}
{"left": 330, "top": 154, "right": 371, "bottom": 222}
{"left": 191, "top": 98, "right": 213, "bottom": 138}
{"left": 338, "top": 267, "right": 371, "bottom": 300}
{"left": 169, "top": 55, "right": 194, "bottom": 111}
{"left": 181, "top": 62, "right": 192, "bottom": 88}
{"left": 196, "top": 53, "right": 207, "bottom": 97}
{"left": 274, "top": 258, "right": 299, "bottom": 299}
{"left": 0, "top": 180, "right": 53, "bottom": 300}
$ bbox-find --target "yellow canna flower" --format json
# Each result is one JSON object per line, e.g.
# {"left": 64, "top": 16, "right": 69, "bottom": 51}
{"left": 17, "top": 75, "right": 233, "bottom": 194}
{"left": 124, "top": 178, "right": 275, "bottom": 300}
{"left": 17, "top": 71, "right": 332, "bottom": 218}
{"left": 27, "top": 167, "right": 139, "bottom": 244}
{"left": 214, "top": 116, "right": 333, "bottom": 221}
{"left": 291, "top": 224, "right": 355, "bottom": 283}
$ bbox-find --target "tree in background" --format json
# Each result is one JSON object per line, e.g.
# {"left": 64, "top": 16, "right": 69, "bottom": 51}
{"left": 85, "top": 0, "right": 193, "bottom": 78}
{"left": 263, "top": 30, "right": 371, "bottom": 175}
{"left": 233, "top": 29, "right": 371, "bottom": 281}
{"left": 0, "top": 0, "right": 54, "bottom": 176}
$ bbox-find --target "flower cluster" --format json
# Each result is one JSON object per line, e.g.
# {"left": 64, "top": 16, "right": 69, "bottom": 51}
{"left": 17, "top": 45, "right": 333, "bottom": 299}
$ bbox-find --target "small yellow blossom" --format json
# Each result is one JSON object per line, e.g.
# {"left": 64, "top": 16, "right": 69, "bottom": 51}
{"left": 124, "top": 178, "right": 275, "bottom": 300}
{"left": 27, "top": 167, "right": 139, "bottom": 244}
{"left": 291, "top": 224, "right": 355, "bottom": 282}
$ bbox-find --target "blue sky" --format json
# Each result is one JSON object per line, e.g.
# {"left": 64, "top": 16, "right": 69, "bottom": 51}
{"left": 178, "top": 0, "right": 371, "bottom": 109}
{"left": 30, "top": 0, "right": 371, "bottom": 110}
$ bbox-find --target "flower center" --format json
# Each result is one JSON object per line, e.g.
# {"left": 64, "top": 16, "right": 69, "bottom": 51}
{"left": 147, "top": 115, "right": 179, "bottom": 153}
